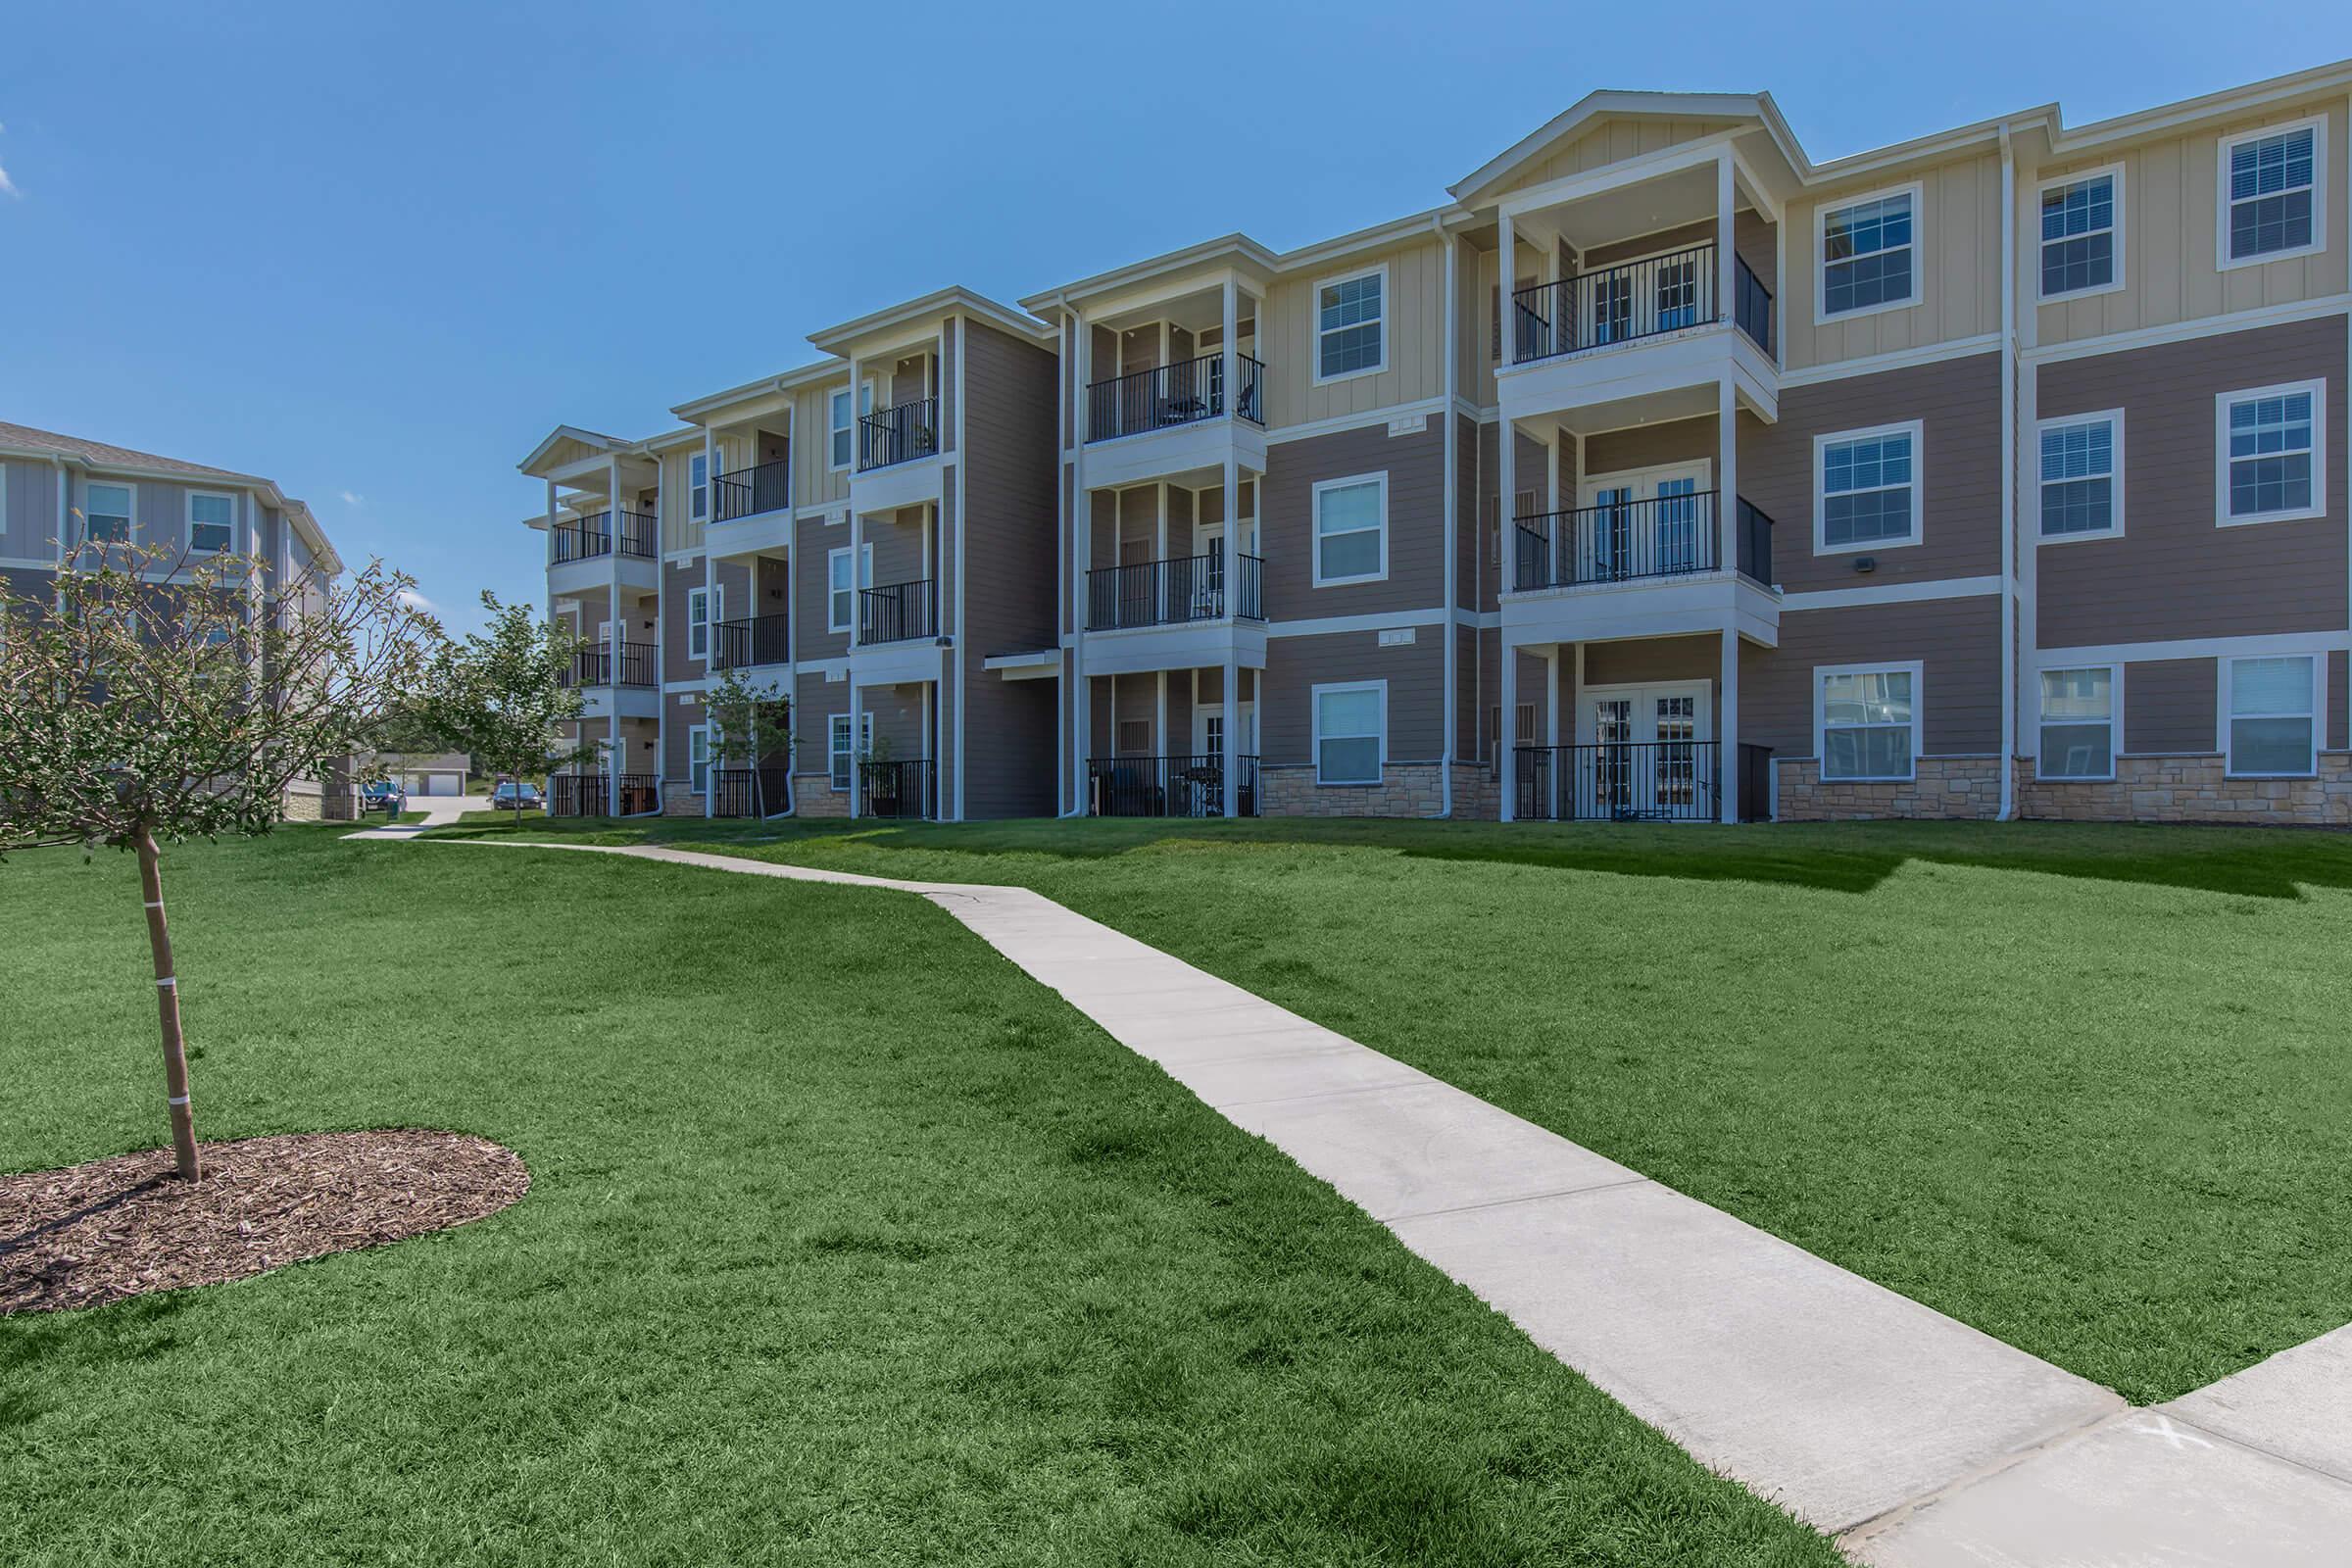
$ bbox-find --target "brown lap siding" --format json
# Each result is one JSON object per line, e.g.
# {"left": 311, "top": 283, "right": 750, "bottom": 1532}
{"left": 1263, "top": 416, "right": 1446, "bottom": 619}
{"left": 2034, "top": 318, "right": 2348, "bottom": 648}
{"left": 1261, "top": 630, "right": 1445, "bottom": 769}
{"left": 1743, "top": 596, "right": 2003, "bottom": 759}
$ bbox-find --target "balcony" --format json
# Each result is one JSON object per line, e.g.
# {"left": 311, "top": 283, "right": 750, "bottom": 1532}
{"left": 858, "top": 579, "right": 937, "bottom": 645}
{"left": 1086, "top": 754, "right": 1259, "bottom": 817}
{"left": 1511, "top": 742, "right": 1773, "bottom": 823}
{"left": 1513, "top": 493, "right": 1774, "bottom": 591}
{"left": 712, "top": 613, "right": 790, "bottom": 671}
{"left": 858, "top": 398, "right": 939, "bottom": 472}
{"left": 550, "top": 771, "right": 661, "bottom": 817}
{"left": 1512, "top": 245, "right": 1773, "bottom": 364}
{"left": 553, "top": 511, "right": 658, "bottom": 563}
{"left": 713, "top": 460, "right": 791, "bottom": 523}
{"left": 710, "top": 765, "right": 793, "bottom": 818}
{"left": 1087, "top": 553, "right": 1263, "bottom": 630}
{"left": 1087, "top": 353, "right": 1265, "bottom": 443}
{"left": 564, "top": 641, "right": 657, "bottom": 689}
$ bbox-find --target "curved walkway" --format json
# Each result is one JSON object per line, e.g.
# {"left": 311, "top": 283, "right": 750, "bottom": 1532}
{"left": 374, "top": 833, "right": 2352, "bottom": 1564}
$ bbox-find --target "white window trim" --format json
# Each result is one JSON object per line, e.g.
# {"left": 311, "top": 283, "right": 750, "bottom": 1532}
{"left": 1310, "top": 679, "right": 1388, "bottom": 786}
{"left": 688, "top": 725, "right": 711, "bottom": 796}
{"left": 2214, "top": 378, "right": 2328, "bottom": 527}
{"left": 1812, "top": 419, "right": 1925, "bottom": 556}
{"left": 828, "top": 710, "right": 873, "bottom": 791}
{"left": 688, "top": 453, "right": 710, "bottom": 522}
{"left": 1813, "top": 180, "right": 1924, "bottom": 325}
{"left": 826, "top": 543, "right": 873, "bottom": 633}
{"left": 2034, "top": 164, "right": 2127, "bottom": 303}
{"left": 1814, "top": 660, "right": 1924, "bottom": 783}
{"left": 2034, "top": 408, "right": 2127, "bottom": 544}
{"left": 84, "top": 479, "right": 136, "bottom": 546}
{"left": 2216, "top": 116, "right": 2328, "bottom": 273}
{"left": 1310, "top": 262, "right": 1390, "bottom": 387}
{"left": 828, "top": 381, "right": 875, "bottom": 473}
{"left": 185, "top": 489, "right": 239, "bottom": 554}
{"left": 2219, "top": 653, "right": 2322, "bottom": 778}
{"left": 2035, "top": 662, "right": 2122, "bottom": 782}
{"left": 1310, "top": 470, "right": 1390, "bottom": 587}
{"left": 686, "top": 586, "right": 711, "bottom": 661}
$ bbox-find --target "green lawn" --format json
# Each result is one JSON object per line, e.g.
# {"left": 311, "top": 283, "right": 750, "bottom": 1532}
{"left": 1, "top": 827, "right": 1838, "bottom": 1567}
{"left": 435, "top": 811, "right": 2352, "bottom": 1404}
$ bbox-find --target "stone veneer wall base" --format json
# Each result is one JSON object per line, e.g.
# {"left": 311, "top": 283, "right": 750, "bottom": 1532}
{"left": 2014, "top": 754, "right": 2352, "bottom": 825}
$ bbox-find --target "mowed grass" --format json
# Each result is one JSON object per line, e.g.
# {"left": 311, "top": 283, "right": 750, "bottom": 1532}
{"left": 0, "top": 828, "right": 1839, "bottom": 1568}
{"left": 437, "top": 811, "right": 2352, "bottom": 1403}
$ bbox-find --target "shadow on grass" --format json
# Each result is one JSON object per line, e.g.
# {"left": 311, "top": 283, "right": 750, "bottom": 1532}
{"left": 419, "top": 811, "right": 2352, "bottom": 900}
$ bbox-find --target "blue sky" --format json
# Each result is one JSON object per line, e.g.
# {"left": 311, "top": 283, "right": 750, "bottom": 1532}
{"left": 3, "top": 2, "right": 2346, "bottom": 633}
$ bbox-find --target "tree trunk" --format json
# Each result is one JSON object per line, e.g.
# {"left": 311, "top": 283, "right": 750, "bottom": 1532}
{"left": 134, "top": 825, "right": 202, "bottom": 1181}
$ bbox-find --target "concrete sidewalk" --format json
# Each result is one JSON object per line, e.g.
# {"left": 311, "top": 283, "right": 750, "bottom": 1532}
{"left": 395, "top": 836, "right": 2352, "bottom": 1562}
{"left": 343, "top": 794, "right": 482, "bottom": 838}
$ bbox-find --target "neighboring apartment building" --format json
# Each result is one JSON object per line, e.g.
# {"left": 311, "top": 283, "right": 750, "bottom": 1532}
{"left": 521, "top": 61, "right": 2352, "bottom": 827}
{"left": 0, "top": 421, "right": 352, "bottom": 817}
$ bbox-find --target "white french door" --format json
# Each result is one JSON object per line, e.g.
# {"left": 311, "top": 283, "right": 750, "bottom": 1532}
{"left": 1194, "top": 514, "right": 1259, "bottom": 616}
{"left": 1578, "top": 683, "right": 1711, "bottom": 818}
{"left": 1576, "top": 464, "right": 1710, "bottom": 580}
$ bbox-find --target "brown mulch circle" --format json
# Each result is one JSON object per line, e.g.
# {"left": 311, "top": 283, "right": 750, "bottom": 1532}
{"left": 0, "top": 1130, "right": 529, "bottom": 1315}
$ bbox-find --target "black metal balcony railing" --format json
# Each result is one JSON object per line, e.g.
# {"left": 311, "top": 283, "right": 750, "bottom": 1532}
{"left": 1513, "top": 243, "right": 1717, "bottom": 363}
{"left": 1513, "top": 742, "right": 1774, "bottom": 823}
{"left": 1516, "top": 492, "right": 1719, "bottom": 589}
{"left": 1734, "top": 256, "right": 1774, "bottom": 357}
{"left": 555, "top": 511, "right": 659, "bottom": 563}
{"left": 1736, "top": 498, "right": 1775, "bottom": 583}
{"left": 615, "top": 772, "right": 661, "bottom": 814}
{"left": 1087, "top": 754, "right": 1260, "bottom": 818}
{"left": 710, "top": 765, "right": 794, "bottom": 818}
{"left": 1086, "top": 352, "right": 1266, "bottom": 442}
{"left": 858, "top": 398, "right": 939, "bottom": 471}
{"left": 858, "top": 579, "right": 937, "bottom": 645}
{"left": 564, "top": 641, "right": 658, "bottom": 688}
{"left": 549, "top": 772, "right": 606, "bottom": 817}
{"left": 1085, "top": 552, "right": 1263, "bottom": 629}
{"left": 711, "top": 613, "right": 790, "bottom": 670}
{"left": 713, "top": 460, "right": 791, "bottom": 522}
{"left": 861, "top": 759, "right": 935, "bottom": 819}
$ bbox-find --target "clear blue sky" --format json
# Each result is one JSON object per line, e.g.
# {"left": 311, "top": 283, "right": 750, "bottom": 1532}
{"left": 4, "top": 2, "right": 2346, "bottom": 634}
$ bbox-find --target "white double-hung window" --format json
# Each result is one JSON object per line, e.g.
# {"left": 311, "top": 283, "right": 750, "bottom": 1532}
{"left": 829, "top": 383, "right": 874, "bottom": 470}
{"left": 85, "top": 482, "right": 133, "bottom": 544}
{"left": 2037, "top": 413, "right": 2123, "bottom": 540}
{"left": 689, "top": 454, "right": 710, "bottom": 521}
{"left": 1818, "top": 186, "right": 1919, "bottom": 318}
{"left": 1818, "top": 663, "right": 1920, "bottom": 781}
{"left": 2038, "top": 666, "right": 2117, "bottom": 780}
{"left": 828, "top": 710, "right": 873, "bottom": 790}
{"left": 1311, "top": 472, "right": 1387, "bottom": 585}
{"left": 1312, "top": 681, "right": 1385, "bottom": 785}
{"left": 689, "top": 726, "right": 711, "bottom": 796}
{"left": 2220, "top": 121, "right": 2322, "bottom": 267}
{"left": 1314, "top": 266, "right": 1386, "bottom": 382}
{"left": 2217, "top": 382, "right": 2325, "bottom": 525}
{"left": 2225, "top": 655, "right": 2318, "bottom": 777}
{"left": 2037, "top": 170, "right": 2120, "bottom": 298}
{"left": 1815, "top": 422, "right": 1920, "bottom": 552}
{"left": 187, "top": 492, "right": 236, "bottom": 553}
{"left": 686, "top": 586, "right": 712, "bottom": 661}
{"left": 828, "top": 544, "right": 873, "bottom": 632}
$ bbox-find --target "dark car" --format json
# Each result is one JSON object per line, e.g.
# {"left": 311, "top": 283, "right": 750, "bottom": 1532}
{"left": 359, "top": 780, "right": 406, "bottom": 816}
{"left": 489, "top": 781, "right": 544, "bottom": 811}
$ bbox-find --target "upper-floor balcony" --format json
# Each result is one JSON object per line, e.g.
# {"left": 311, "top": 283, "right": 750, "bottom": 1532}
{"left": 707, "top": 458, "right": 794, "bottom": 556}
{"left": 1086, "top": 552, "right": 1264, "bottom": 630}
{"left": 560, "top": 638, "right": 660, "bottom": 719}
{"left": 1086, "top": 353, "right": 1265, "bottom": 443}
{"left": 857, "top": 578, "right": 938, "bottom": 646}
{"left": 1510, "top": 243, "right": 1774, "bottom": 365}
{"left": 858, "top": 398, "right": 939, "bottom": 472}
{"left": 1503, "top": 491, "right": 1781, "bottom": 648}
{"left": 1073, "top": 282, "right": 1269, "bottom": 490}
{"left": 548, "top": 509, "right": 659, "bottom": 596}
{"left": 711, "top": 612, "right": 790, "bottom": 672}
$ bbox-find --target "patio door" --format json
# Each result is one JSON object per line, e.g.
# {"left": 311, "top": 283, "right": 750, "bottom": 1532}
{"left": 1579, "top": 682, "right": 1710, "bottom": 819}
{"left": 1189, "top": 703, "right": 1258, "bottom": 817}
{"left": 1579, "top": 464, "right": 1709, "bottom": 579}
{"left": 1194, "top": 514, "right": 1259, "bottom": 617}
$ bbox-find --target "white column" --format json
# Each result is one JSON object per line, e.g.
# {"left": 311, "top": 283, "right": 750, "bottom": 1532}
{"left": 1716, "top": 152, "right": 1736, "bottom": 329}
{"left": 1221, "top": 654, "right": 1240, "bottom": 818}
{"left": 847, "top": 679, "right": 861, "bottom": 819}
{"left": 1545, "top": 647, "right": 1562, "bottom": 820}
{"left": 1718, "top": 379, "right": 1740, "bottom": 580}
{"left": 1497, "top": 640, "right": 1518, "bottom": 823}
{"left": 1720, "top": 627, "right": 1740, "bottom": 825}
{"left": 544, "top": 477, "right": 558, "bottom": 568}
{"left": 1496, "top": 211, "right": 1516, "bottom": 366}
{"left": 606, "top": 455, "right": 624, "bottom": 817}
{"left": 1071, "top": 307, "right": 1090, "bottom": 810}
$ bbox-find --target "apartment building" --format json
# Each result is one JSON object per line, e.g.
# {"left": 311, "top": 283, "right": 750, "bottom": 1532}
{"left": 521, "top": 61, "right": 2352, "bottom": 827}
{"left": 0, "top": 421, "right": 351, "bottom": 817}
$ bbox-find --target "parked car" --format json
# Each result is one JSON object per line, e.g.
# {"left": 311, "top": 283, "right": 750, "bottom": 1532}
{"left": 359, "top": 780, "right": 406, "bottom": 816}
{"left": 490, "top": 780, "right": 544, "bottom": 811}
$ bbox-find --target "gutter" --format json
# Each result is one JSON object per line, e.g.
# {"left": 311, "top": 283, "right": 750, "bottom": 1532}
{"left": 1996, "top": 126, "right": 2019, "bottom": 822}
{"left": 1435, "top": 212, "right": 1458, "bottom": 817}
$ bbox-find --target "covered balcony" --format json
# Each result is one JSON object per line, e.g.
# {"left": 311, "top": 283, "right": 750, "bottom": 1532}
{"left": 1512, "top": 741, "right": 1773, "bottom": 823}
{"left": 711, "top": 612, "right": 790, "bottom": 671}
{"left": 1514, "top": 493, "right": 1774, "bottom": 591}
{"left": 1086, "top": 552, "right": 1263, "bottom": 630}
{"left": 1071, "top": 274, "right": 1268, "bottom": 490}
{"left": 858, "top": 579, "right": 938, "bottom": 646}
{"left": 1086, "top": 753, "right": 1260, "bottom": 817}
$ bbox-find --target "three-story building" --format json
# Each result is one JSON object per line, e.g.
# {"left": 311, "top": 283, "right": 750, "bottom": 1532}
{"left": 521, "top": 62, "right": 2352, "bottom": 827}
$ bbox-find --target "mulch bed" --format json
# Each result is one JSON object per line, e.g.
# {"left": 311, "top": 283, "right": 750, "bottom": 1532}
{"left": 1, "top": 1130, "right": 528, "bottom": 1315}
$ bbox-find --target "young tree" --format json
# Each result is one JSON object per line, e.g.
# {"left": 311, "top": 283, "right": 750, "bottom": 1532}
{"left": 416, "top": 593, "right": 594, "bottom": 827}
{"left": 701, "top": 666, "right": 792, "bottom": 816}
{"left": 0, "top": 541, "right": 440, "bottom": 1181}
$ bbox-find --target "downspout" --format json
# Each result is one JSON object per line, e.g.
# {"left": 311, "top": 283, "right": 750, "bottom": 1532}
{"left": 1437, "top": 214, "right": 1458, "bottom": 816}
{"left": 1997, "top": 125, "right": 2019, "bottom": 821}
{"left": 1055, "top": 292, "right": 1090, "bottom": 817}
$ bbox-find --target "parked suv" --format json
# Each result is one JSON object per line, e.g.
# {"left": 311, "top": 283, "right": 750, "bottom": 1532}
{"left": 359, "top": 780, "right": 406, "bottom": 816}
{"left": 489, "top": 780, "right": 544, "bottom": 811}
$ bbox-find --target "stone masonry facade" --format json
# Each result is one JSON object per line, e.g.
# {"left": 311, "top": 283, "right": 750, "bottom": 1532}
{"left": 1776, "top": 757, "right": 2004, "bottom": 822}
{"left": 1262, "top": 762, "right": 1449, "bottom": 818}
{"left": 2014, "top": 754, "right": 2352, "bottom": 825}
